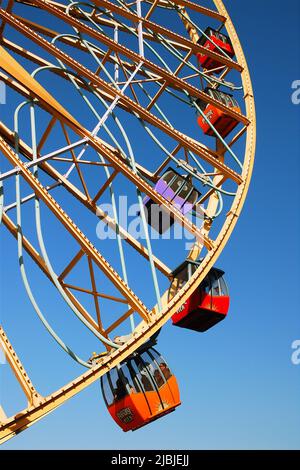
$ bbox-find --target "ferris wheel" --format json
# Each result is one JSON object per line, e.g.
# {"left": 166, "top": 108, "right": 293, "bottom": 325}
{"left": 0, "top": 0, "right": 256, "bottom": 441}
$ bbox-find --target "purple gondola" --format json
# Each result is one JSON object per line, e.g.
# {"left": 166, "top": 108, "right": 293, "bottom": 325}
{"left": 143, "top": 168, "right": 200, "bottom": 234}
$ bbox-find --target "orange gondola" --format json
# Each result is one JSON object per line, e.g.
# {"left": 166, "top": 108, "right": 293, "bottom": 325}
{"left": 196, "top": 87, "right": 240, "bottom": 138}
{"left": 100, "top": 347, "right": 181, "bottom": 431}
{"left": 170, "top": 260, "right": 230, "bottom": 332}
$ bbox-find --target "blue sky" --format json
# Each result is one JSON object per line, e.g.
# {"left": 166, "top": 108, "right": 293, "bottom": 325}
{"left": 1, "top": 0, "right": 300, "bottom": 450}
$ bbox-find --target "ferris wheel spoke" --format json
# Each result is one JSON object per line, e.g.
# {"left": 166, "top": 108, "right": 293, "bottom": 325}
{"left": 144, "top": 0, "right": 160, "bottom": 20}
{"left": 157, "top": 0, "right": 225, "bottom": 20}
{"left": 0, "top": 326, "right": 43, "bottom": 409}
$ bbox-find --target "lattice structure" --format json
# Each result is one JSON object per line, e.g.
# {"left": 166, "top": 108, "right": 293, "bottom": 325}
{"left": 0, "top": 0, "right": 256, "bottom": 442}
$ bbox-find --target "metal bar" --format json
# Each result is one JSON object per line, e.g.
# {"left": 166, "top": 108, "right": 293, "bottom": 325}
{"left": 51, "top": 157, "right": 113, "bottom": 166}
{"left": 228, "top": 125, "right": 247, "bottom": 148}
{"left": 62, "top": 282, "right": 128, "bottom": 304}
{"left": 4, "top": 182, "right": 60, "bottom": 212}
{"left": 0, "top": 406, "right": 7, "bottom": 423}
{"left": 197, "top": 175, "right": 227, "bottom": 205}
{"left": 146, "top": 80, "right": 167, "bottom": 110}
{"left": 58, "top": 250, "right": 85, "bottom": 281}
{"left": 136, "top": 0, "right": 144, "bottom": 57}
{"left": 0, "top": 325, "right": 43, "bottom": 407}
{"left": 144, "top": 0, "right": 159, "bottom": 20}
{"left": 37, "top": 116, "right": 57, "bottom": 153}
{"left": 114, "top": 25, "right": 119, "bottom": 83}
{"left": 0, "top": 138, "right": 87, "bottom": 181}
{"left": 60, "top": 122, "right": 91, "bottom": 200}
{"left": 0, "top": 0, "right": 13, "bottom": 37}
{"left": 91, "top": 169, "right": 118, "bottom": 203}
{"left": 93, "top": 46, "right": 112, "bottom": 79}
{"left": 87, "top": 257, "right": 104, "bottom": 331}
{"left": 153, "top": 143, "right": 181, "bottom": 176}
{"left": 155, "top": 0, "right": 225, "bottom": 20}
{"left": 105, "top": 308, "right": 134, "bottom": 335}
{"left": 115, "top": 51, "right": 140, "bottom": 104}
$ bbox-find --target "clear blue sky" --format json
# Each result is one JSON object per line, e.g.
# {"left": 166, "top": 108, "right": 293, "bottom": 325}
{"left": 1, "top": 0, "right": 300, "bottom": 450}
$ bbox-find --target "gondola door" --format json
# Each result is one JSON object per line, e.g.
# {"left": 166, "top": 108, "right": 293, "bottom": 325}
{"left": 101, "top": 363, "right": 151, "bottom": 432}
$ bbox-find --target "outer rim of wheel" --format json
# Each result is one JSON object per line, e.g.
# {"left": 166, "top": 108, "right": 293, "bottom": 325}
{"left": 0, "top": 0, "right": 256, "bottom": 443}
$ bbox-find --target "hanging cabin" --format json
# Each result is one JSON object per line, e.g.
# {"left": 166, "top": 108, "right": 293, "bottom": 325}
{"left": 143, "top": 168, "right": 199, "bottom": 234}
{"left": 170, "top": 260, "right": 230, "bottom": 332}
{"left": 196, "top": 87, "right": 240, "bottom": 138}
{"left": 100, "top": 347, "right": 181, "bottom": 431}
{"left": 197, "top": 27, "right": 234, "bottom": 72}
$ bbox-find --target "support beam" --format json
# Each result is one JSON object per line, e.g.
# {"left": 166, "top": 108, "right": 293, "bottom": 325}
{"left": 0, "top": 326, "right": 43, "bottom": 407}
{"left": 0, "top": 406, "right": 7, "bottom": 423}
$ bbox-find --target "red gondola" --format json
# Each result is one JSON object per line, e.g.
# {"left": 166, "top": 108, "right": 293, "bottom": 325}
{"left": 100, "top": 347, "right": 181, "bottom": 431}
{"left": 197, "top": 27, "right": 234, "bottom": 72}
{"left": 170, "top": 260, "right": 230, "bottom": 332}
{"left": 196, "top": 87, "right": 240, "bottom": 138}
